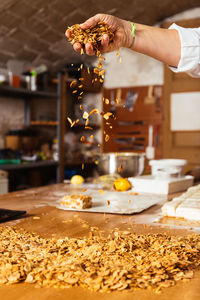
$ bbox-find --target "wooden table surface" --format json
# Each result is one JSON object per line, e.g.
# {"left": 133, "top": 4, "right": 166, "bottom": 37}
{"left": 0, "top": 183, "right": 199, "bottom": 300}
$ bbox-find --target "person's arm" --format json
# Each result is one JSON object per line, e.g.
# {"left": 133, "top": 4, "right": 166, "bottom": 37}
{"left": 130, "top": 23, "right": 181, "bottom": 68}
{"left": 66, "top": 13, "right": 181, "bottom": 68}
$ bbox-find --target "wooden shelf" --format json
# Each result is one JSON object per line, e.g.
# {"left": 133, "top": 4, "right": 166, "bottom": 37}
{"left": 30, "top": 121, "right": 58, "bottom": 126}
{"left": 0, "top": 161, "right": 58, "bottom": 171}
{"left": 0, "top": 85, "right": 57, "bottom": 99}
{"left": 65, "top": 160, "right": 95, "bottom": 166}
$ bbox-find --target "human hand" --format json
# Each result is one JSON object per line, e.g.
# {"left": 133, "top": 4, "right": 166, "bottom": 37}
{"left": 65, "top": 14, "right": 133, "bottom": 55}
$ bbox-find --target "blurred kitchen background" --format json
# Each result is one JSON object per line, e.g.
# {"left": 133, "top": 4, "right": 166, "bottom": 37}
{"left": 0, "top": 0, "right": 200, "bottom": 192}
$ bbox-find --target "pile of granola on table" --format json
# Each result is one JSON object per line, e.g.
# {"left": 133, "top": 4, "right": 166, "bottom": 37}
{"left": 0, "top": 226, "right": 200, "bottom": 293}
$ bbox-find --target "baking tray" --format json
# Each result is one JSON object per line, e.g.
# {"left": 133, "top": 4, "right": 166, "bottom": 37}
{"left": 57, "top": 189, "right": 165, "bottom": 214}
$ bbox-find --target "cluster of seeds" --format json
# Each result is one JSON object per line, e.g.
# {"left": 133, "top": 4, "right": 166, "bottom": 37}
{"left": 0, "top": 226, "right": 200, "bottom": 293}
{"left": 67, "top": 22, "right": 114, "bottom": 54}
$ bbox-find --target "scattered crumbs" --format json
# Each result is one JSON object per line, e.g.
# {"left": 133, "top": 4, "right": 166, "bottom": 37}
{"left": 119, "top": 57, "right": 122, "bottom": 64}
{"left": 129, "top": 199, "right": 131, "bottom": 204}
{"left": 62, "top": 219, "right": 73, "bottom": 223}
{"left": 82, "top": 223, "right": 89, "bottom": 228}
{"left": 99, "top": 189, "right": 104, "bottom": 194}
{"left": 33, "top": 216, "right": 40, "bottom": 220}
{"left": 107, "top": 200, "right": 110, "bottom": 206}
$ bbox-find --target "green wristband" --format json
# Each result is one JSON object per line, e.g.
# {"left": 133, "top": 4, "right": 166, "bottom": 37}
{"left": 129, "top": 22, "right": 136, "bottom": 48}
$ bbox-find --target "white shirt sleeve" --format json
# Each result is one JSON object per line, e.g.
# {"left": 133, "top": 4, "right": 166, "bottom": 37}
{"left": 168, "top": 23, "right": 200, "bottom": 78}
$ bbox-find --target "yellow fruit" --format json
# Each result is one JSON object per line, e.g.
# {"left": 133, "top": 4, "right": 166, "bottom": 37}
{"left": 113, "top": 178, "right": 131, "bottom": 191}
{"left": 71, "top": 175, "right": 85, "bottom": 185}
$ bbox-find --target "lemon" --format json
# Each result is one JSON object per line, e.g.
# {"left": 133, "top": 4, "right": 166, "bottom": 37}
{"left": 113, "top": 178, "right": 131, "bottom": 191}
{"left": 71, "top": 175, "right": 85, "bottom": 185}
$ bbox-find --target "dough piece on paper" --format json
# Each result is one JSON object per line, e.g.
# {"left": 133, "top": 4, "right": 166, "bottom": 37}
{"left": 60, "top": 194, "right": 92, "bottom": 209}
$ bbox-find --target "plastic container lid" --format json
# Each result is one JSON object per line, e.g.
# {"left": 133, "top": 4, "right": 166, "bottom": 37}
{"left": 149, "top": 159, "right": 187, "bottom": 167}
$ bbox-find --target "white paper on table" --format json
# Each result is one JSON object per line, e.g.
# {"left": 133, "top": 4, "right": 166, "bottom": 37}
{"left": 57, "top": 189, "right": 165, "bottom": 215}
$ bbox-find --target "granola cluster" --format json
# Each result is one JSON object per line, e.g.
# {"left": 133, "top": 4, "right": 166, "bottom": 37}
{"left": 67, "top": 22, "right": 114, "bottom": 53}
{"left": 0, "top": 226, "right": 200, "bottom": 293}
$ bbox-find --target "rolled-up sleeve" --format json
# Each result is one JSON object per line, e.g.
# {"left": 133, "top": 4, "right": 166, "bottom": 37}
{"left": 168, "top": 23, "right": 200, "bottom": 78}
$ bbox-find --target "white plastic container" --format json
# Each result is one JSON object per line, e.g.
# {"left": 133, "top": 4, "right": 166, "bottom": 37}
{"left": 128, "top": 175, "right": 194, "bottom": 195}
{"left": 149, "top": 159, "right": 187, "bottom": 178}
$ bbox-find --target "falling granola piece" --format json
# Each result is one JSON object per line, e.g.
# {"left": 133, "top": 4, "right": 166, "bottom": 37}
{"left": 103, "top": 112, "right": 113, "bottom": 120}
{"left": 83, "top": 111, "right": 89, "bottom": 119}
{"left": 70, "top": 80, "right": 77, "bottom": 88}
{"left": 118, "top": 164, "right": 123, "bottom": 172}
{"left": 80, "top": 136, "right": 85, "bottom": 142}
{"left": 105, "top": 134, "right": 110, "bottom": 142}
{"left": 85, "top": 126, "right": 93, "bottom": 130}
{"left": 89, "top": 108, "right": 99, "bottom": 116}
{"left": 67, "top": 117, "right": 73, "bottom": 126}
{"left": 105, "top": 98, "right": 110, "bottom": 105}
{"left": 116, "top": 48, "right": 120, "bottom": 57}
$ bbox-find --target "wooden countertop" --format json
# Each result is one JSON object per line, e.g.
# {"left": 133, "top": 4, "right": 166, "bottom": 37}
{"left": 0, "top": 183, "right": 199, "bottom": 300}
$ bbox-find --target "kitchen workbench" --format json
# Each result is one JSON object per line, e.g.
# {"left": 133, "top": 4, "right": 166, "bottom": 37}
{"left": 0, "top": 183, "right": 199, "bottom": 300}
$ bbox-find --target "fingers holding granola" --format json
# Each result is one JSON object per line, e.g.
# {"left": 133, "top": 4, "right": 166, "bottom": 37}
{"left": 66, "top": 20, "right": 114, "bottom": 56}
